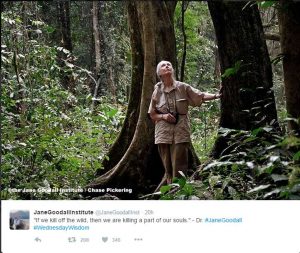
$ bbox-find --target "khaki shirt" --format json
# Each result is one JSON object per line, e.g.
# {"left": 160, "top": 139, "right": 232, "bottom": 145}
{"left": 148, "top": 81, "right": 206, "bottom": 144}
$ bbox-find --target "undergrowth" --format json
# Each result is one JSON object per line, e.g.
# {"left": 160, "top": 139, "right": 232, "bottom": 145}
{"left": 159, "top": 126, "right": 300, "bottom": 200}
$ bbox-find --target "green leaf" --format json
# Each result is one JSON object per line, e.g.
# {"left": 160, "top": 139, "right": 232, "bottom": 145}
{"left": 232, "top": 163, "right": 239, "bottom": 172}
{"left": 160, "top": 185, "right": 172, "bottom": 194}
{"left": 293, "top": 151, "right": 300, "bottom": 161}
{"left": 177, "top": 178, "right": 187, "bottom": 188}
{"left": 280, "top": 136, "right": 300, "bottom": 147}
{"left": 46, "top": 26, "right": 55, "bottom": 33}
{"left": 182, "top": 184, "right": 194, "bottom": 196}
{"left": 243, "top": 136, "right": 257, "bottom": 143}
{"left": 258, "top": 164, "right": 274, "bottom": 175}
{"left": 257, "top": 1, "right": 276, "bottom": 8}
{"left": 251, "top": 127, "right": 263, "bottom": 136}
{"left": 209, "top": 175, "right": 221, "bottom": 188}
{"left": 221, "top": 60, "right": 242, "bottom": 79}
{"left": 221, "top": 68, "right": 235, "bottom": 78}
{"left": 107, "top": 108, "right": 118, "bottom": 118}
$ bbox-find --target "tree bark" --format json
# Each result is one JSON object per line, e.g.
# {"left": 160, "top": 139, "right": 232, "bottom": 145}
{"left": 180, "top": 1, "right": 188, "bottom": 82}
{"left": 91, "top": 1, "right": 102, "bottom": 110}
{"left": 100, "top": 1, "right": 179, "bottom": 174}
{"left": 100, "top": 1, "right": 144, "bottom": 174}
{"left": 278, "top": 0, "right": 300, "bottom": 135}
{"left": 58, "top": 1, "right": 73, "bottom": 52}
{"left": 92, "top": 1, "right": 101, "bottom": 78}
{"left": 264, "top": 32, "right": 280, "bottom": 41}
{"left": 108, "top": 57, "right": 116, "bottom": 103}
{"left": 208, "top": 1, "right": 279, "bottom": 157}
{"left": 88, "top": 1, "right": 159, "bottom": 198}
{"left": 87, "top": 1, "right": 199, "bottom": 198}
{"left": 57, "top": 0, "right": 74, "bottom": 91}
{"left": 213, "top": 37, "right": 221, "bottom": 85}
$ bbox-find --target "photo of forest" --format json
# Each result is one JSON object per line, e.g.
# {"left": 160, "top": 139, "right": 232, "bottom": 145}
{"left": 1, "top": 1, "right": 299, "bottom": 200}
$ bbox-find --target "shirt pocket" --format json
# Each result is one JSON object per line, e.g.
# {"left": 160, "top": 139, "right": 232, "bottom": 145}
{"left": 176, "top": 99, "right": 188, "bottom": 114}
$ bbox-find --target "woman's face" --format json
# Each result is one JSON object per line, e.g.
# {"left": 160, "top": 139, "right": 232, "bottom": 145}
{"left": 159, "top": 61, "right": 173, "bottom": 77}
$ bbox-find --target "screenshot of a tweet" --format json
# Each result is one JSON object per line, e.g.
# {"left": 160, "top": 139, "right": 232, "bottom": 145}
{"left": 2, "top": 1, "right": 300, "bottom": 253}
{"left": 1, "top": 200, "right": 300, "bottom": 253}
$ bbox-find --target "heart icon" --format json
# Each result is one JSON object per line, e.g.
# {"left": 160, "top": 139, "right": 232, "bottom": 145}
{"left": 102, "top": 237, "right": 108, "bottom": 243}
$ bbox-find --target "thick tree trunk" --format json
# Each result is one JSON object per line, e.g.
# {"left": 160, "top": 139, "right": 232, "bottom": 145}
{"left": 87, "top": 1, "right": 199, "bottom": 198}
{"left": 279, "top": 0, "right": 300, "bottom": 135}
{"left": 100, "top": 1, "right": 144, "bottom": 174}
{"left": 88, "top": 1, "right": 159, "bottom": 198}
{"left": 208, "top": 2, "right": 279, "bottom": 157}
{"left": 100, "top": 1, "right": 178, "bottom": 174}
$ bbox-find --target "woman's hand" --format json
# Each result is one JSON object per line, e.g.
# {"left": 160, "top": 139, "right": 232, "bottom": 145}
{"left": 204, "top": 93, "right": 221, "bottom": 101}
{"left": 162, "top": 113, "right": 176, "bottom": 123}
{"left": 214, "top": 93, "right": 222, "bottom": 99}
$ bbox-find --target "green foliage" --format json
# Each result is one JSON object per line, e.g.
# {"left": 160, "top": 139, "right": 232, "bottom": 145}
{"left": 174, "top": 2, "right": 216, "bottom": 86}
{"left": 70, "top": 1, "right": 131, "bottom": 98}
{"left": 2, "top": 93, "right": 124, "bottom": 200}
{"left": 164, "top": 126, "right": 299, "bottom": 200}
{"left": 158, "top": 176, "right": 198, "bottom": 200}
{"left": 257, "top": 1, "right": 277, "bottom": 9}
{"left": 174, "top": 2, "right": 221, "bottom": 163}
{"left": 221, "top": 60, "right": 243, "bottom": 79}
{"left": 1, "top": 5, "right": 125, "bottom": 200}
{"left": 195, "top": 127, "right": 300, "bottom": 200}
{"left": 191, "top": 100, "right": 220, "bottom": 161}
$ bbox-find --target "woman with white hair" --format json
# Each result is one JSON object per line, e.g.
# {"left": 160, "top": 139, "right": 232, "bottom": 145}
{"left": 148, "top": 60, "right": 221, "bottom": 187}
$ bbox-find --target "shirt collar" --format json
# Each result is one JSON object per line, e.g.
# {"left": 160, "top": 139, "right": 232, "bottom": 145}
{"left": 161, "top": 80, "right": 177, "bottom": 93}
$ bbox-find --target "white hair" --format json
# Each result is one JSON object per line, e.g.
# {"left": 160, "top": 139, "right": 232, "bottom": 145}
{"left": 156, "top": 60, "right": 175, "bottom": 80}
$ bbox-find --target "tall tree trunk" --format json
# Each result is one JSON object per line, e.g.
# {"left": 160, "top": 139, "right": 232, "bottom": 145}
{"left": 92, "top": 1, "right": 101, "bottom": 78}
{"left": 91, "top": 1, "right": 102, "bottom": 110}
{"left": 208, "top": 1, "right": 279, "bottom": 157}
{"left": 279, "top": 0, "right": 300, "bottom": 135}
{"left": 180, "top": 1, "right": 188, "bottom": 82}
{"left": 100, "top": 1, "right": 179, "bottom": 174}
{"left": 100, "top": 1, "right": 144, "bottom": 174}
{"left": 87, "top": 1, "right": 198, "bottom": 198}
{"left": 58, "top": 1, "right": 72, "bottom": 52}
{"left": 57, "top": 0, "right": 74, "bottom": 91}
{"left": 88, "top": 1, "right": 159, "bottom": 198}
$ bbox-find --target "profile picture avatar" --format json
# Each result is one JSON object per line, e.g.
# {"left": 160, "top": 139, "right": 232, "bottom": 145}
{"left": 9, "top": 210, "right": 30, "bottom": 230}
